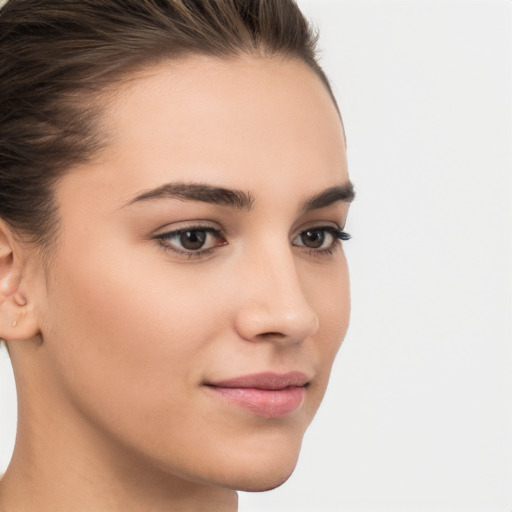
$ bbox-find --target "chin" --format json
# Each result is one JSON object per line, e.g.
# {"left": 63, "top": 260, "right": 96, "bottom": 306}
{"left": 214, "top": 441, "right": 303, "bottom": 493}
{"left": 229, "top": 464, "right": 297, "bottom": 493}
{"left": 236, "top": 472, "right": 295, "bottom": 493}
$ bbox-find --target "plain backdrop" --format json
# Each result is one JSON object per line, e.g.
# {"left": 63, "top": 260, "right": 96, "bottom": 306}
{"left": 1, "top": 1, "right": 511, "bottom": 511}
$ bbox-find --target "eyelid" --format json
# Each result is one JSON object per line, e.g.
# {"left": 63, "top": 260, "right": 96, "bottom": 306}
{"left": 292, "top": 226, "right": 350, "bottom": 244}
{"left": 153, "top": 224, "right": 227, "bottom": 259}
{"left": 292, "top": 224, "right": 351, "bottom": 259}
{"left": 291, "top": 219, "right": 345, "bottom": 237}
{"left": 152, "top": 220, "right": 222, "bottom": 237}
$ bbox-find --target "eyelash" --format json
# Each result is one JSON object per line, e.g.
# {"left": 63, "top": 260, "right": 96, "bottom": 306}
{"left": 154, "top": 225, "right": 351, "bottom": 260}
{"left": 154, "top": 226, "right": 225, "bottom": 259}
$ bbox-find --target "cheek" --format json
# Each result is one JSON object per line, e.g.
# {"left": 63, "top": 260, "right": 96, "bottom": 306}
{"left": 306, "top": 253, "right": 350, "bottom": 335}
{"left": 302, "top": 254, "right": 350, "bottom": 385}
{"left": 41, "top": 239, "right": 227, "bottom": 429}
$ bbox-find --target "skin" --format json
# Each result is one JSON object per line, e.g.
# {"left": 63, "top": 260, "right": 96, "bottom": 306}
{"left": 0, "top": 55, "right": 352, "bottom": 512}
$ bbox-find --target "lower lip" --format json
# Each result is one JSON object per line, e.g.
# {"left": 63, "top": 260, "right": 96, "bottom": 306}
{"left": 206, "top": 386, "right": 306, "bottom": 418}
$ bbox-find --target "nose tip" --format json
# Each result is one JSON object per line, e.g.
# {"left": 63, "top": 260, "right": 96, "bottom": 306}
{"left": 235, "top": 306, "right": 319, "bottom": 345}
{"left": 234, "top": 260, "right": 320, "bottom": 345}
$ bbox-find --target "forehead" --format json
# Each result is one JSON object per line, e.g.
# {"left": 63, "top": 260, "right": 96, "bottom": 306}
{"left": 60, "top": 56, "right": 348, "bottom": 216}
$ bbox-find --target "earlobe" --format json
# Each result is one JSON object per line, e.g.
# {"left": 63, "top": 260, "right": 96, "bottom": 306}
{"left": 0, "top": 223, "right": 40, "bottom": 342}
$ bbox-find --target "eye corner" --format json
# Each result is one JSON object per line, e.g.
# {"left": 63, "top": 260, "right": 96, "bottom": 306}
{"left": 337, "top": 230, "right": 351, "bottom": 241}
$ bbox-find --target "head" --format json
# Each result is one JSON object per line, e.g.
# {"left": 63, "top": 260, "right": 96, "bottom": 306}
{"left": 0, "top": 0, "right": 353, "bottom": 497}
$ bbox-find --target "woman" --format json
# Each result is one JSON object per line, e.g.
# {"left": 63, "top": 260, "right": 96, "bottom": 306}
{"left": 0, "top": 0, "right": 354, "bottom": 510}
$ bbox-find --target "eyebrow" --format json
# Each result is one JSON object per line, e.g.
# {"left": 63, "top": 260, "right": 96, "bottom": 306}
{"left": 126, "top": 180, "right": 355, "bottom": 211}
{"left": 301, "top": 182, "right": 355, "bottom": 212}
{"left": 126, "top": 182, "right": 254, "bottom": 210}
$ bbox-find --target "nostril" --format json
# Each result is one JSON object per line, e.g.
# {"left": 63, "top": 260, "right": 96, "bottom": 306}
{"left": 257, "top": 331, "right": 286, "bottom": 341}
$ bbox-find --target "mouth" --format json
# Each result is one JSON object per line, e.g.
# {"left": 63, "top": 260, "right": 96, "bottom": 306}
{"left": 204, "top": 371, "right": 310, "bottom": 419}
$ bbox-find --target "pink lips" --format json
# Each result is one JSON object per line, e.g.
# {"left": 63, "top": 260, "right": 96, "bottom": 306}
{"left": 205, "top": 372, "right": 308, "bottom": 418}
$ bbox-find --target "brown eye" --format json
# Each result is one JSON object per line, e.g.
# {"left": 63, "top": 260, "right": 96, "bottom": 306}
{"left": 292, "top": 227, "right": 350, "bottom": 252}
{"left": 300, "top": 229, "right": 326, "bottom": 249}
{"left": 179, "top": 230, "right": 207, "bottom": 250}
{"left": 155, "top": 226, "right": 226, "bottom": 255}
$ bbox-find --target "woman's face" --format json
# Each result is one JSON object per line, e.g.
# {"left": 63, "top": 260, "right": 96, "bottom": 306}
{"left": 28, "top": 56, "right": 352, "bottom": 490}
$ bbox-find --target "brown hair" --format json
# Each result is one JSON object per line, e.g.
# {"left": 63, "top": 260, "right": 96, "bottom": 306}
{"left": 0, "top": 0, "right": 338, "bottom": 246}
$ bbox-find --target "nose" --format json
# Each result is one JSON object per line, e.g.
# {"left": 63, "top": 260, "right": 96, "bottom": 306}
{"left": 234, "top": 245, "right": 320, "bottom": 345}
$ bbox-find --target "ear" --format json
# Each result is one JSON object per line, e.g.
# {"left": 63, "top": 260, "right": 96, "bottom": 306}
{"left": 0, "top": 221, "right": 40, "bottom": 342}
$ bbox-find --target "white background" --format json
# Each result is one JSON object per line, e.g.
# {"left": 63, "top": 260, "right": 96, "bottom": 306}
{"left": 1, "top": 1, "right": 511, "bottom": 511}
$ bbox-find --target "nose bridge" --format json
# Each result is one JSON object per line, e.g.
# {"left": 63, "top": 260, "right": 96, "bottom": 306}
{"left": 234, "top": 239, "right": 319, "bottom": 344}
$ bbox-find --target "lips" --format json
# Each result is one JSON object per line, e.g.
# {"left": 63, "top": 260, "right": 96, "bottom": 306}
{"left": 205, "top": 371, "right": 309, "bottom": 418}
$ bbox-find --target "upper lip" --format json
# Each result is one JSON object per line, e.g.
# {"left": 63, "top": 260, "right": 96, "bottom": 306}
{"left": 206, "top": 371, "right": 310, "bottom": 390}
